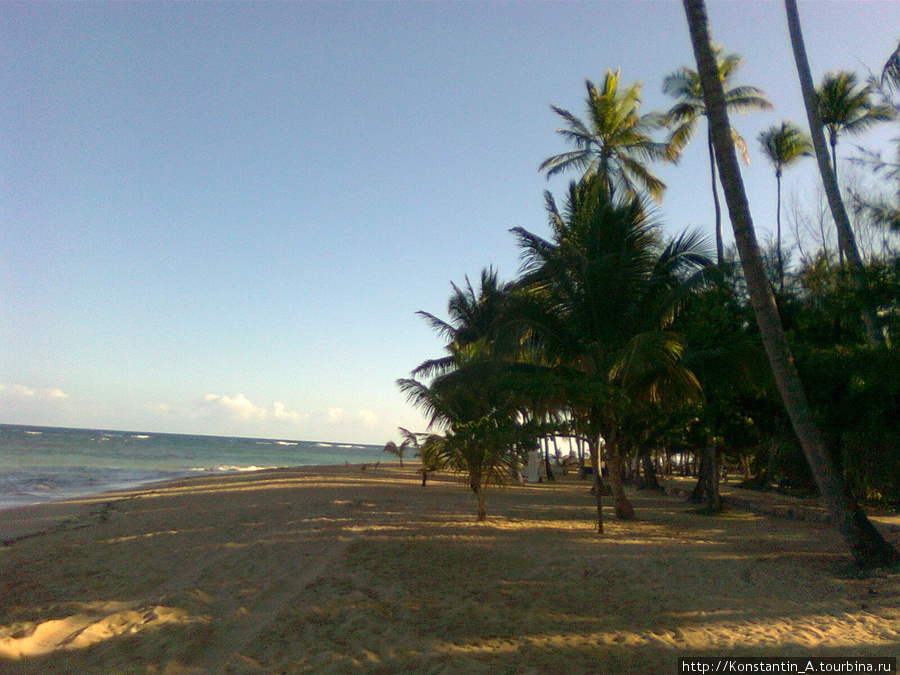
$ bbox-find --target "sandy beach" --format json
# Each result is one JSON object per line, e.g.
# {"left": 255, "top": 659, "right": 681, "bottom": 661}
{"left": 0, "top": 464, "right": 897, "bottom": 674}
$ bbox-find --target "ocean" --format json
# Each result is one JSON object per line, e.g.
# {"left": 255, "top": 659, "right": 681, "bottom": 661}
{"left": 0, "top": 424, "right": 388, "bottom": 511}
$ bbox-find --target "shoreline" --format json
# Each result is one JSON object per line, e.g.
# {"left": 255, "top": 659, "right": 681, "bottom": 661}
{"left": 0, "top": 462, "right": 393, "bottom": 544}
{"left": 0, "top": 459, "right": 391, "bottom": 514}
{"left": 1, "top": 464, "right": 898, "bottom": 673}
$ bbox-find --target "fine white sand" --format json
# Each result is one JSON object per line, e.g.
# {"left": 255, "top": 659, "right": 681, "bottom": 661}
{"left": 1, "top": 464, "right": 897, "bottom": 674}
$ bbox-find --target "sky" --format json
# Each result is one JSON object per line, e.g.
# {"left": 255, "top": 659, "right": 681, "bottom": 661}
{"left": 2, "top": 1, "right": 898, "bottom": 445}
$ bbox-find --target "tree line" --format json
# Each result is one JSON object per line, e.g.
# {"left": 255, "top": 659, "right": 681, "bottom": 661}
{"left": 387, "top": 0, "right": 900, "bottom": 570}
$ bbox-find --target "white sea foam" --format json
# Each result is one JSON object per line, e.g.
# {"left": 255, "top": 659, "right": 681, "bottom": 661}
{"left": 276, "top": 441, "right": 298, "bottom": 446}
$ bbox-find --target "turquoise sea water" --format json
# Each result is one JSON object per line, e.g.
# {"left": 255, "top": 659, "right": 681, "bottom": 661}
{"left": 0, "top": 424, "right": 387, "bottom": 510}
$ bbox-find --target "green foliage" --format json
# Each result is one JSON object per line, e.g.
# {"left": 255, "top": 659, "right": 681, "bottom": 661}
{"left": 540, "top": 70, "right": 668, "bottom": 203}
{"left": 796, "top": 347, "right": 900, "bottom": 507}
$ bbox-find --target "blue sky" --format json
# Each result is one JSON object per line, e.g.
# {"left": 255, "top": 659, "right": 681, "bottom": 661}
{"left": 2, "top": 1, "right": 898, "bottom": 444}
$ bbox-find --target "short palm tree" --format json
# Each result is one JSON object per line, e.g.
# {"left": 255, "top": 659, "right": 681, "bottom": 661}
{"left": 758, "top": 120, "right": 812, "bottom": 289}
{"left": 399, "top": 270, "right": 529, "bottom": 521}
{"left": 413, "top": 268, "right": 519, "bottom": 380}
{"left": 383, "top": 427, "right": 418, "bottom": 467}
{"left": 540, "top": 70, "right": 668, "bottom": 203}
{"left": 663, "top": 49, "right": 773, "bottom": 266}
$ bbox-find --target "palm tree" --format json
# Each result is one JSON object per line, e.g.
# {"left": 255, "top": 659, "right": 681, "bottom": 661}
{"left": 540, "top": 70, "right": 668, "bottom": 203}
{"left": 413, "top": 268, "right": 520, "bottom": 381}
{"left": 818, "top": 71, "right": 895, "bottom": 191}
{"left": 512, "top": 182, "right": 710, "bottom": 525}
{"left": 784, "top": 0, "right": 885, "bottom": 346}
{"left": 663, "top": 50, "right": 773, "bottom": 266}
{"left": 399, "top": 373, "right": 519, "bottom": 521}
{"left": 884, "top": 41, "right": 900, "bottom": 93}
{"left": 758, "top": 121, "right": 813, "bottom": 289}
{"left": 383, "top": 427, "right": 418, "bottom": 467}
{"left": 683, "top": 0, "right": 899, "bottom": 569}
{"left": 399, "top": 270, "right": 532, "bottom": 521}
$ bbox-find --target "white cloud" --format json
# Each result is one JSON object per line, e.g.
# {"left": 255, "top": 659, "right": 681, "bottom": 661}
{"left": 357, "top": 409, "right": 378, "bottom": 426}
{"left": 327, "top": 407, "right": 345, "bottom": 423}
{"left": 204, "top": 393, "right": 308, "bottom": 425}
{"left": 0, "top": 384, "right": 69, "bottom": 401}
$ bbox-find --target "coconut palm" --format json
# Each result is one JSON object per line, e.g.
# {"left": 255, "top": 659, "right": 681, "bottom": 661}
{"left": 413, "top": 268, "right": 521, "bottom": 381}
{"left": 540, "top": 70, "right": 668, "bottom": 203}
{"left": 683, "top": 0, "right": 898, "bottom": 568}
{"left": 818, "top": 71, "right": 895, "bottom": 190}
{"left": 383, "top": 426, "right": 419, "bottom": 468}
{"left": 399, "top": 372, "right": 520, "bottom": 521}
{"left": 784, "top": 1, "right": 885, "bottom": 346}
{"left": 512, "top": 182, "right": 710, "bottom": 524}
{"left": 758, "top": 121, "right": 813, "bottom": 289}
{"left": 883, "top": 41, "right": 900, "bottom": 93}
{"left": 663, "top": 50, "right": 773, "bottom": 266}
{"left": 399, "top": 269, "right": 536, "bottom": 521}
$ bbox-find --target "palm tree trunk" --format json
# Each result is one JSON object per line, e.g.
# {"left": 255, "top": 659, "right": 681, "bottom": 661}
{"left": 605, "top": 428, "right": 636, "bottom": 520}
{"left": 829, "top": 138, "right": 845, "bottom": 265}
{"left": 588, "top": 437, "right": 604, "bottom": 534}
{"left": 476, "top": 486, "right": 487, "bottom": 521}
{"left": 639, "top": 448, "right": 662, "bottom": 490}
{"left": 683, "top": 0, "right": 899, "bottom": 569}
{"left": 776, "top": 171, "right": 784, "bottom": 291}
{"left": 784, "top": 0, "right": 882, "bottom": 345}
{"left": 689, "top": 434, "right": 721, "bottom": 511}
{"left": 708, "top": 128, "right": 725, "bottom": 266}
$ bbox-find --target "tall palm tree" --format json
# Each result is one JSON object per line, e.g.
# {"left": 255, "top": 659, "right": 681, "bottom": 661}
{"left": 758, "top": 121, "right": 813, "bottom": 289}
{"left": 663, "top": 50, "right": 773, "bottom": 266}
{"left": 683, "top": 0, "right": 898, "bottom": 569}
{"left": 540, "top": 70, "right": 668, "bottom": 203}
{"left": 512, "top": 182, "right": 710, "bottom": 525}
{"left": 818, "top": 71, "right": 895, "bottom": 190}
{"left": 818, "top": 71, "right": 894, "bottom": 265}
{"left": 784, "top": 0, "right": 885, "bottom": 346}
{"left": 884, "top": 41, "right": 900, "bottom": 93}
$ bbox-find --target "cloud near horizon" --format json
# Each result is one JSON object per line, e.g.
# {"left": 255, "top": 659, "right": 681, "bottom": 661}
{"left": 357, "top": 409, "right": 378, "bottom": 426}
{"left": 0, "top": 384, "right": 69, "bottom": 400}
{"left": 203, "top": 393, "right": 309, "bottom": 425}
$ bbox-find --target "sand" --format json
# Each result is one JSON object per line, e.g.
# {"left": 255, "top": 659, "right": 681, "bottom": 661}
{"left": 0, "top": 464, "right": 897, "bottom": 674}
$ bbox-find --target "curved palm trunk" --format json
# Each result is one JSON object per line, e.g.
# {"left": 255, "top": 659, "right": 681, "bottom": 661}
{"left": 784, "top": 0, "right": 882, "bottom": 345}
{"left": 708, "top": 129, "right": 725, "bottom": 266}
{"left": 683, "top": 0, "right": 899, "bottom": 569}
